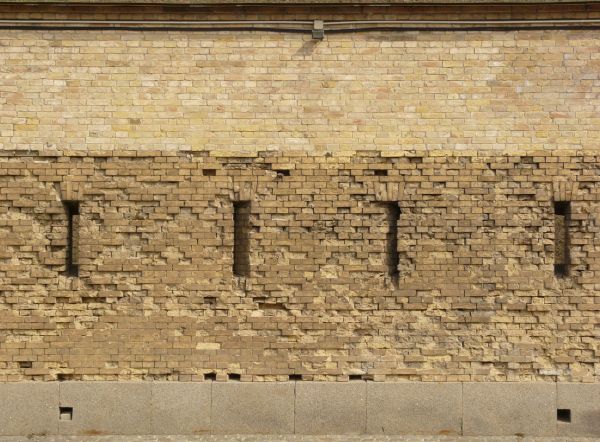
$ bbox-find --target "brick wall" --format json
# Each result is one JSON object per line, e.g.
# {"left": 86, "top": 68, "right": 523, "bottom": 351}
{"left": 1, "top": 150, "right": 598, "bottom": 382}
{"left": 0, "top": 4, "right": 599, "bottom": 382}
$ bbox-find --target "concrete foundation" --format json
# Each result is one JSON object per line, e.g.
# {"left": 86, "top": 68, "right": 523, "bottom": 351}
{"left": 0, "top": 382, "right": 598, "bottom": 436}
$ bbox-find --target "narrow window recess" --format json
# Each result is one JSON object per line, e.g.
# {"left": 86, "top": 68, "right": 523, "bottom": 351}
{"left": 554, "top": 201, "right": 571, "bottom": 278}
{"left": 63, "top": 201, "right": 80, "bottom": 277}
{"left": 373, "top": 169, "right": 388, "bottom": 176}
{"left": 348, "top": 374, "right": 363, "bottom": 381}
{"left": 59, "top": 407, "right": 73, "bottom": 421}
{"left": 233, "top": 201, "right": 251, "bottom": 277}
{"left": 202, "top": 169, "right": 216, "bottom": 176}
{"left": 289, "top": 374, "right": 302, "bottom": 381}
{"left": 381, "top": 202, "right": 401, "bottom": 287}
{"left": 557, "top": 409, "right": 571, "bottom": 423}
{"left": 204, "top": 372, "right": 217, "bottom": 381}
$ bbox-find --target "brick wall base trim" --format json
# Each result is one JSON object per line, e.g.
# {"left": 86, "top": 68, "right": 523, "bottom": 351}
{"left": 0, "top": 382, "right": 597, "bottom": 436}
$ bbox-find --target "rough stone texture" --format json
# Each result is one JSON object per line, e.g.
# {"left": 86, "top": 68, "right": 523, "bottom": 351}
{"left": 150, "top": 383, "right": 212, "bottom": 435}
{"left": 0, "top": 383, "right": 59, "bottom": 436}
{"left": 295, "top": 382, "right": 367, "bottom": 434}
{"left": 557, "top": 383, "right": 600, "bottom": 436}
{"left": 366, "top": 383, "right": 462, "bottom": 435}
{"left": 59, "top": 382, "right": 152, "bottom": 435}
{"left": 463, "top": 383, "right": 556, "bottom": 436}
{"left": 211, "top": 383, "right": 295, "bottom": 434}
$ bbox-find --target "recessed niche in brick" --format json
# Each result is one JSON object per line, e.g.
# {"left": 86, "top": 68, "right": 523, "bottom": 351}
{"left": 380, "top": 202, "right": 401, "bottom": 287}
{"left": 63, "top": 200, "right": 80, "bottom": 277}
{"left": 275, "top": 169, "right": 290, "bottom": 177}
{"left": 349, "top": 374, "right": 363, "bottom": 381}
{"left": 202, "top": 169, "right": 216, "bottom": 176}
{"left": 233, "top": 201, "right": 251, "bottom": 277}
{"left": 204, "top": 372, "right": 216, "bottom": 381}
{"left": 59, "top": 406, "right": 73, "bottom": 421}
{"left": 18, "top": 361, "right": 32, "bottom": 369}
{"left": 557, "top": 409, "right": 571, "bottom": 423}
{"left": 373, "top": 169, "right": 388, "bottom": 176}
{"left": 554, "top": 201, "right": 571, "bottom": 278}
{"left": 289, "top": 374, "right": 302, "bottom": 381}
{"left": 228, "top": 373, "right": 241, "bottom": 381}
{"left": 259, "top": 302, "right": 287, "bottom": 310}
{"left": 57, "top": 373, "right": 73, "bottom": 382}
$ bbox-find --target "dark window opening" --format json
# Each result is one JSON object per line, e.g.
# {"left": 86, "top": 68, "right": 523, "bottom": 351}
{"left": 204, "top": 372, "right": 217, "bottom": 381}
{"left": 233, "top": 201, "right": 251, "bottom": 277}
{"left": 228, "top": 373, "right": 241, "bottom": 381}
{"left": 381, "top": 202, "right": 401, "bottom": 287}
{"left": 63, "top": 201, "right": 80, "bottom": 277}
{"left": 554, "top": 201, "right": 570, "bottom": 278}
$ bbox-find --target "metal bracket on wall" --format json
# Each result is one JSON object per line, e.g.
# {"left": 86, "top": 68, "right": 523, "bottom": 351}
{"left": 312, "top": 20, "right": 324, "bottom": 40}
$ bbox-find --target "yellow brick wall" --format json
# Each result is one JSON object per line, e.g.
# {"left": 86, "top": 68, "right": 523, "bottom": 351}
{"left": 0, "top": 5, "right": 599, "bottom": 382}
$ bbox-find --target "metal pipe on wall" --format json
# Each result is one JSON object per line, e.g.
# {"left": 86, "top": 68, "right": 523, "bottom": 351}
{"left": 1, "top": 18, "right": 600, "bottom": 31}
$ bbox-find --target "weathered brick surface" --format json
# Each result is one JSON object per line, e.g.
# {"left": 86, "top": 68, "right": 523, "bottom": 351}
{"left": 0, "top": 4, "right": 599, "bottom": 383}
{"left": 0, "top": 150, "right": 598, "bottom": 382}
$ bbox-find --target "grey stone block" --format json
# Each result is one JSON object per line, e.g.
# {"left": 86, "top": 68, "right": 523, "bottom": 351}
{"left": 295, "top": 382, "right": 366, "bottom": 434}
{"left": 59, "top": 382, "right": 152, "bottom": 435}
{"left": 0, "top": 383, "right": 59, "bottom": 436}
{"left": 366, "top": 382, "right": 462, "bottom": 435}
{"left": 150, "top": 382, "right": 211, "bottom": 435}
{"left": 211, "top": 382, "right": 294, "bottom": 434}
{"left": 463, "top": 382, "right": 556, "bottom": 436}
{"left": 557, "top": 383, "right": 600, "bottom": 436}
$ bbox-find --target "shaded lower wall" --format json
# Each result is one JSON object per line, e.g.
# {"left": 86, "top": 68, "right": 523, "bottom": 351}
{"left": 1, "top": 382, "right": 599, "bottom": 436}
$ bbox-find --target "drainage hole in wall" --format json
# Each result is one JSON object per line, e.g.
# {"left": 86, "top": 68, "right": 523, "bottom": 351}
{"left": 373, "top": 170, "right": 388, "bottom": 176}
{"left": 57, "top": 373, "right": 73, "bottom": 382}
{"left": 18, "top": 361, "right": 32, "bottom": 369}
{"left": 228, "top": 373, "right": 241, "bottom": 381}
{"left": 204, "top": 372, "right": 216, "bottom": 381}
{"left": 203, "top": 169, "right": 217, "bottom": 176}
{"left": 289, "top": 374, "right": 302, "bottom": 381}
{"left": 557, "top": 409, "right": 571, "bottom": 423}
{"left": 59, "top": 407, "right": 73, "bottom": 421}
{"left": 349, "top": 374, "right": 363, "bottom": 381}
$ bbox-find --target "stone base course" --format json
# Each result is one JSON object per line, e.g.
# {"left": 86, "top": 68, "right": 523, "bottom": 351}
{"left": 0, "top": 382, "right": 598, "bottom": 437}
